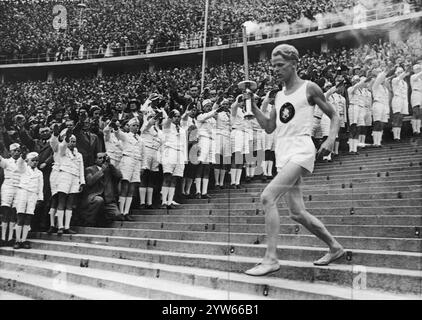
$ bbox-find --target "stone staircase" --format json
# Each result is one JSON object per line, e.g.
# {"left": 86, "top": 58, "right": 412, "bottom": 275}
{"left": 1, "top": 138, "right": 421, "bottom": 300}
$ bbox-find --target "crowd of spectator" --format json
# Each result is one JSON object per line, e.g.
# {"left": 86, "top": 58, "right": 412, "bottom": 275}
{"left": 1, "top": 0, "right": 419, "bottom": 62}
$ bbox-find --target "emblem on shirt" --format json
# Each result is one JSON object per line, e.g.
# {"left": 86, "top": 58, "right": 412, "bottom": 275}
{"left": 279, "top": 102, "right": 295, "bottom": 123}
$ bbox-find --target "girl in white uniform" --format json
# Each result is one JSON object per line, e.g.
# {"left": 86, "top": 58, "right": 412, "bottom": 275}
{"left": 47, "top": 127, "right": 61, "bottom": 234}
{"left": 103, "top": 121, "right": 123, "bottom": 168}
{"left": 213, "top": 99, "right": 231, "bottom": 188}
{"left": 0, "top": 143, "right": 24, "bottom": 246}
{"left": 244, "top": 44, "right": 344, "bottom": 276}
{"left": 115, "top": 118, "right": 143, "bottom": 219}
{"left": 328, "top": 80, "right": 347, "bottom": 155}
{"left": 194, "top": 100, "right": 218, "bottom": 199}
{"left": 410, "top": 64, "right": 422, "bottom": 135}
{"left": 56, "top": 129, "right": 85, "bottom": 235}
{"left": 371, "top": 69, "right": 390, "bottom": 147}
{"left": 391, "top": 67, "right": 410, "bottom": 141}
{"left": 14, "top": 152, "right": 43, "bottom": 249}
{"left": 139, "top": 114, "right": 163, "bottom": 209}
{"left": 347, "top": 75, "right": 367, "bottom": 154}
{"left": 261, "top": 94, "right": 276, "bottom": 180}
{"left": 161, "top": 108, "right": 190, "bottom": 209}
{"left": 245, "top": 116, "right": 265, "bottom": 182}
{"left": 230, "top": 96, "right": 250, "bottom": 189}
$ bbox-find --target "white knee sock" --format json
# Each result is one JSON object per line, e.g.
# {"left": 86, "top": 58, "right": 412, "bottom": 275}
{"left": 417, "top": 119, "right": 421, "bottom": 133}
{"left": 359, "top": 135, "right": 365, "bottom": 144}
{"left": 56, "top": 210, "right": 64, "bottom": 229}
{"left": 214, "top": 169, "right": 220, "bottom": 186}
{"left": 15, "top": 225, "right": 22, "bottom": 242}
{"left": 397, "top": 127, "right": 401, "bottom": 139}
{"left": 139, "top": 187, "right": 146, "bottom": 205}
{"left": 235, "top": 168, "right": 242, "bottom": 185}
{"left": 348, "top": 138, "right": 353, "bottom": 152}
{"left": 123, "top": 197, "right": 132, "bottom": 215}
{"left": 146, "top": 187, "right": 154, "bottom": 205}
{"left": 8, "top": 222, "right": 15, "bottom": 241}
{"left": 261, "top": 161, "right": 267, "bottom": 176}
{"left": 1, "top": 222, "right": 7, "bottom": 241}
{"left": 49, "top": 208, "right": 56, "bottom": 227}
{"left": 202, "top": 178, "right": 209, "bottom": 195}
{"left": 334, "top": 141, "right": 339, "bottom": 154}
{"left": 230, "top": 169, "right": 236, "bottom": 185}
{"left": 167, "top": 187, "right": 175, "bottom": 204}
{"left": 119, "top": 196, "right": 126, "bottom": 213}
{"left": 267, "top": 161, "right": 273, "bottom": 176}
{"left": 64, "top": 209, "right": 72, "bottom": 229}
{"left": 161, "top": 187, "right": 169, "bottom": 205}
{"left": 411, "top": 119, "right": 417, "bottom": 133}
{"left": 249, "top": 166, "right": 256, "bottom": 178}
{"left": 22, "top": 225, "right": 30, "bottom": 242}
{"left": 195, "top": 178, "right": 201, "bottom": 194}
{"left": 219, "top": 169, "right": 226, "bottom": 186}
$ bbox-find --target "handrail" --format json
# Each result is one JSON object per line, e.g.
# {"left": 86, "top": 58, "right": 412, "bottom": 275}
{"left": 0, "top": 2, "right": 418, "bottom": 65}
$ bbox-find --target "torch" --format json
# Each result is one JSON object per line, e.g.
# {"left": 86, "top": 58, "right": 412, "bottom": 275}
{"left": 238, "top": 23, "right": 257, "bottom": 119}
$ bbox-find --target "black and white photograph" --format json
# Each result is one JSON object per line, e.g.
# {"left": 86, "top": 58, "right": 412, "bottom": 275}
{"left": 0, "top": 0, "right": 421, "bottom": 304}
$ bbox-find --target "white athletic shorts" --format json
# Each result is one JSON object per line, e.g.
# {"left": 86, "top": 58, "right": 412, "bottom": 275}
{"left": 275, "top": 135, "right": 316, "bottom": 174}
{"left": 349, "top": 105, "right": 365, "bottom": 125}
{"left": 14, "top": 189, "right": 38, "bottom": 215}
{"left": 162, "top": 148, "right": 185, "bottom": 177}
{"left": 214, "top": 134, "right": 231, "bottom": 157}
{"left": 372, "top": 102, "right": 389, "bottom": 123}
{"left": 230, "top": 129, "right": 249, "bottom": 154}
{"left": 1, "top": 184, "right": 17, "bottom": 207}
{"left": 120, "top": 155, "right": 141, "bottom": 183}
{"left": 252, "top": 130, "right": 265, "bottom": 151}
{"left": 142, "top": 147, "right": 160, "bottom": 172}
{"left": 411, "top": 91, "right": 422, "bottom": 107}
{"left": 392, "top": 97, "right": 409, "bottom": 114}
{"left": 364, "top": 108, "right": 372, "bottom": 126}
{"left": 50, "top": 167, "right": 59, "bottom": 196}
{"left": 198, "top": 136, "right": 214, "bottom": 163}
{"left": 264, "top": 132, "right": 275, "bottom": 151}
{"left": 56, "top": 171, "right": 81, "bottom": 194}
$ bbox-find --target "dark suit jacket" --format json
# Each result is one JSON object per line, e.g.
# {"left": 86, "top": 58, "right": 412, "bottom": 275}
{"left": 74, "top": 122, "right": 101, "bottom": 167}
{"left": 81, "top": 164, "right": 122, "bottom": 207}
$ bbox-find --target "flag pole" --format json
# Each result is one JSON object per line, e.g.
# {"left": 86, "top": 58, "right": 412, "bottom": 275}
{"left": 200, "top": 0, "right": 210, "bottom": 94}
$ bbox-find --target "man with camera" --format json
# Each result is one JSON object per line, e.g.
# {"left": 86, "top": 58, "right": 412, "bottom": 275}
{"left": 79, "top": 152, "right": 124, "bottom": 227}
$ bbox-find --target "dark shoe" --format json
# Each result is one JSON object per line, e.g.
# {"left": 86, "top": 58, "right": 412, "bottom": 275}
{"left": 47, "top": 226, "right": 57, "bottom": 235}
{"left": 0, "top": 239, "right": 6, "bottom": 247}
{"left": 139, "top": 204, "right": 146, "bottom": 209}
{"left": 201, "top": 194, "right": 211, "bottom": 199}
{"left": 7, "top": 239, "right": 15, "bottom": 247}
{"left": 167, "top": 204, "right": 177, "bottom": 209}
{"left": 195, "top": 193, "right": 202, "bottom": 199}
{"left": 230, "top": 184, "right": 237, "bottom": 189}
{"left": 245, "top": 177, "right": 251, "bottom": 183}
{"left": 22, "top": 241, "right": 31, "bottom": 249}
{"left": 113, "top": 214, "right": 125, "bottom": 221}
{"left": 57, "top": 228, "right": 64, "bottom": 236}
{"left": 123, "top": 215, "right": 133, "bottom": 221}
{"left": 261, "top": 176, "right": 267, "bottom": 182}
{"left": 146, "top": 204, "right": 154, "bottom": 210}
{"left": 236, "top": 185, "right": 241, "bottom": 189}
{"left": 13, "top": 242, "right": 22, "bottom": 250}
{"left": 63, "top": 229, "right": 77, "bottom": 235}
{"left": 160, "top": 204, "right": 168, "bottom": 209}
{"left": 215, "top": 185, "right": 221, "bottom": 190}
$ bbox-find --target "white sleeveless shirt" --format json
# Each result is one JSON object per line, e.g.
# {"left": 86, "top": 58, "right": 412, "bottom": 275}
{"left": 275, "top": 80, "right": 314, "bottom": 138}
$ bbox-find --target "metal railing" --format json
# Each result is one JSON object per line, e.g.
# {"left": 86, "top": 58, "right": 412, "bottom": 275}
{"left": 0, "top": 2, "right": 418, "bottom": 65}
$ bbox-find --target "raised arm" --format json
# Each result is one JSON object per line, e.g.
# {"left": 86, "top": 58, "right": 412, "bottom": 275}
{"left": 372, "top": 71, "right": 387, "bottom": 90}
{"left": 308, "top": 82, "right": 340, "bottom": 157}
{"left": 251, "top": 92, "right": 277, "bottom": 134}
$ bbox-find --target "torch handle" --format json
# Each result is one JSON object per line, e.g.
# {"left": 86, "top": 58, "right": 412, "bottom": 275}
{"left": 242, "top": 25, "right": 249, "bottom": 81}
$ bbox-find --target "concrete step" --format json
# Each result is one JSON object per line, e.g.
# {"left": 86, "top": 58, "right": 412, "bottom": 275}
{"left": 132, "top": 206, "right": 422, "bottom": 216}
{"left": 24, "top": 235, "right": 422, "bottom": 271}
{"left": 127, "top": 214, "right": 422, "bottom": 226}
{"left": 185, "top": 191, "right": 422, "bottom": 203}
{"left": 314, "top": 161, "right": 422, "bottom": 173}
{"left": 171, "top": 199, "right": 422, "bottom": 209}
{"left": 3, "top": 241, "right": 420, "bottom": 295}
{"left": 0, "top": 255, "right": 264, "bottom": 300}
{"left": 33, "top": 228, "right": 422, "bottom": 252}
{"left": 97, "top": 222, "right": 422, "bottom": 238}
{"left": 208, "top": 188, "right": 422, "bottom": 199}
{"left": 1, "top": 249, "right": 418, "bottom": 300}
{"left": 0, "top": 269, "right": 142, "bottom": 300}
{"left": 314, "top": 155, "right": 422, "bottom": 167}
{"left": 0, "top": 290, "right": 33, "bottom": 300}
